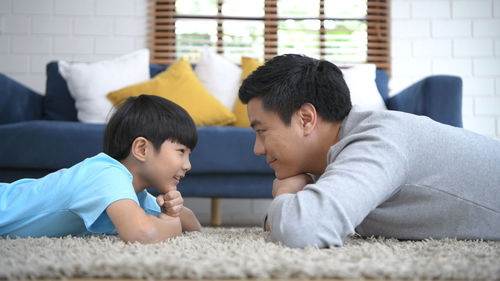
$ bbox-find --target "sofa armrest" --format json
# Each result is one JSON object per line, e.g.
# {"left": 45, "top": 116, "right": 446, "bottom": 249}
{"left": 387, "top": 75, "right": 463, "bottom": 127}
{"left": 0, "top": 73, "right": 44, "bottom": 125}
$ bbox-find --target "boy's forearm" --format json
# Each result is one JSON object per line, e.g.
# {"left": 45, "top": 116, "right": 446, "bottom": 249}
{"left": 107, "top": 199, "right": 182, "bottom": 244}
{"left": 153, "top": 213, "right": 183, "bottom": 240}
{"left": 179, "top": 207, "right": 201, "bottom": 232}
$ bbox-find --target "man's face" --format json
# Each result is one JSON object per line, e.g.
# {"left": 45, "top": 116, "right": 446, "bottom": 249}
{"left": 247, "top": 98, "right": 307, "bottom": 179}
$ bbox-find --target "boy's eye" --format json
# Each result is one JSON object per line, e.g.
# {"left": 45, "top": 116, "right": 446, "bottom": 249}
{"left": 178, "top": 149, "right": 185, "bottom": 153}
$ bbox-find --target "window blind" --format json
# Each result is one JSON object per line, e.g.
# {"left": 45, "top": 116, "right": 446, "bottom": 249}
{"left": 148, "top": 0, "right": 390, "bottom": 74}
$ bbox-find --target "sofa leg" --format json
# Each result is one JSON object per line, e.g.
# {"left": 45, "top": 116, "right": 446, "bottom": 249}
{"left": 210, "top": 198, "right": 221, "bottom": 227}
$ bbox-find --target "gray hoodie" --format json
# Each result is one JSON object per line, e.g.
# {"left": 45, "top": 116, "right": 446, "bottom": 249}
{"left": 267, "top": 107, "right": 500, "bottom": 248}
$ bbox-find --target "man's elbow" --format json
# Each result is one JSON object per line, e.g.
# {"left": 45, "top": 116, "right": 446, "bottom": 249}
{"left": 271, "top": 220, "right": 344, "bottom": 248}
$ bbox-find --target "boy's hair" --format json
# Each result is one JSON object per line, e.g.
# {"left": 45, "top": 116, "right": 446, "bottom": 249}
{"left": 239, "top": 54, "right": 352, "bottom": 125}
{"left": 103, "top": 95, "right": 197, "bottom": 161}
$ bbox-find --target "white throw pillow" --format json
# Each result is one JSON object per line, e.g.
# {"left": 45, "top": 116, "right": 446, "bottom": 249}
{"left": 341, "top": 63, "right": 387, "bottom": 111}
{"left": 58, "top": 49, "right": 151, "bottom": 123}
{"left": 194, "top": 46, "right": 242, "bottom": 110}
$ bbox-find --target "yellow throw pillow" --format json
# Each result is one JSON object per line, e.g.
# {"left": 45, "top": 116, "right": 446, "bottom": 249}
{"left": 107, "top": 58, "right": 236, "bottom": 126}
{"left": 232, "top": 57, "right": 263, "bottom": 127}
{"left": 241, "top": 56, "right": 263, "bottom": 79}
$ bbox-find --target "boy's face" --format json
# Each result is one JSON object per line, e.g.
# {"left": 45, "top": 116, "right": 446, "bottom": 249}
{"left": 247, "top": 98, "right": 309, "bottom": 180}
{"left": 144, "top": 140, "right": 191, "bottom": 193}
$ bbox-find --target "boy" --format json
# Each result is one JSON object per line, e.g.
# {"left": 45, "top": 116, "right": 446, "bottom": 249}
{"left": 239, "top": 54, "right": 500, "bottom": 248}
{"left": 0, "top": 95, "right": 201, "bottom": 243}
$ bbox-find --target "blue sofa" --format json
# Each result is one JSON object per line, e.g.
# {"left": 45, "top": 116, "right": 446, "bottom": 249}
{"left": 0, "top": 62, "right": 463, "bottom": 224}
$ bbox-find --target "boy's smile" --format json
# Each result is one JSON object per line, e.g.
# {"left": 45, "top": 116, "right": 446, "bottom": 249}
{"left": 144, "top": 140, "right": 191, "bottom": 193}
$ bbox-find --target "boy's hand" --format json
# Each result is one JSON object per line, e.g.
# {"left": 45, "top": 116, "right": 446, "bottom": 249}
{"left": 156, "top": 191, "right": 184, "bottom": 217}
{"left": 272, "top": 174, "right": 313, "bottom": 198}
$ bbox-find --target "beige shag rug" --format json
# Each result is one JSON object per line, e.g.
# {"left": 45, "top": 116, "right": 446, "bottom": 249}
{"left": 1, "top": 227, "right": 499, "bottom": 280}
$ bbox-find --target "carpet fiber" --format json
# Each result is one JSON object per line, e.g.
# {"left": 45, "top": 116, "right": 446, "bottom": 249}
{"left": 1, "top": 227, "right": 499, "bottom": 280}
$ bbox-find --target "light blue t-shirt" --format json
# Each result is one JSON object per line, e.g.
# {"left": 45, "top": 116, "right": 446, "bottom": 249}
{"left": 0, "top": 153, "right": 160, "bottom": 238}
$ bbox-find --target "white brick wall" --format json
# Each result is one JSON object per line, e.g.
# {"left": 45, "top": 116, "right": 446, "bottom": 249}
{"left": 1, "top": 0, "right": 499, "bottom": 226}
{"left": 453, "top": 0, "right": 491, "bottom": 18}
{"left": 53, "top": 0, "right": 94, "bottom": 15}
{"left": 391, "top": 0, "right": 500, "bottom": 139}
{"left": 474, "top": 19, "right": 500, "bottom": 37}
{"left": 454, "top": 39, "right": 493, "bottom": 57}
{"left": 0, "top": 0, "right": 148, "bottom": 92}
{"left": 432, "top": 19, "right": 472, "bottom": 37}
{"left": 412, "top": 1, "right": 451, "bottom": 19}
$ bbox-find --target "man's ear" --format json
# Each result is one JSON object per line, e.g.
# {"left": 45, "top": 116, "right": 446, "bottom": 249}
{"left": 130, "top": 137, "right": 149, "bottom": 162}
{"left": 297, "top": 103, "right": 317, "bottom": 135}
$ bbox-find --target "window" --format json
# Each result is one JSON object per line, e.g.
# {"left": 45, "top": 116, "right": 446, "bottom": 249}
{"left": 148, "top": 0, "right": 390, "bottom": 73}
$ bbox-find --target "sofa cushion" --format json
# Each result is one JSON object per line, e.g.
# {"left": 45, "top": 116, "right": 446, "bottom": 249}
{"left": 107, "top": 58, "right": 237, "bottom": 126}
{"left": 150, "top": 64, "right": 168, "bottom": 77}
{"left": 0, "top": 122, "right": 271, "bottom": 174}
{"left": 153, "top": 173, "right": 274, "bottom": 198}
{"left": 375, "top": 69, "right": 389, "bottom": 101}
{"left": 58, "top": 49, "right": 151, "bottom": 123}
{"left": 233, "top": 57, "right": 263, "bottom": 127}
{"left": 192, "top": 126, "right": 271, "bottom": 173}
{"left": 0, "top": 121, "right": 105, "bottom": 170}
{"left": 44, "top": 62, "right": 79, "bottom": 121}
{"left": 44, "top": 63, "right": 168, "bottom": 122}
{"left": 194, "top": 46, "right": 242, "bottom": 110}
{"left": 341, "top": 63, "right": 387, "bottom": 111}
{"left": 0, "top": 73, "right": 44, "bottom": 125}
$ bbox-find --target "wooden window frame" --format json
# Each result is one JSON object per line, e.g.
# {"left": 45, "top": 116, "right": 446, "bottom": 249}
{"left": 148, "top": 0, "right": 390, "bottom": 74}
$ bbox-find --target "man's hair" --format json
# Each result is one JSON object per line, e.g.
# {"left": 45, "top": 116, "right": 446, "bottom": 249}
{"left": 239, "top": 54, "right": 352, "bottom": 125}
{"left": 103, "top": 95, "right": 197, "bottom": 161}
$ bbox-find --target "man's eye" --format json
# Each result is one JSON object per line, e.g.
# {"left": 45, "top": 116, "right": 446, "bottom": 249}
{"left": 256, "top": 129, "right": 264, "bottom": 135}
{"left": 178, "top": 149, "right": 185, "bottom": 153}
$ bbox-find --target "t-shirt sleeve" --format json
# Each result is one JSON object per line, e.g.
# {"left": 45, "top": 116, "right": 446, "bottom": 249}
{"left": 137, "top": 190, "right": 161, "bottom": 216}
{"left": 266, "top": 132, "right": 408, "bottom": 248}
{"left": 70, "top": 166, "right": 138, "bottom": 231}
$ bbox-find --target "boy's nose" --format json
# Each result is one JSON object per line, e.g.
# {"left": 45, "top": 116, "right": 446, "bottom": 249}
{"left": 183, "top": 158, "right": 191, "bottom": 171}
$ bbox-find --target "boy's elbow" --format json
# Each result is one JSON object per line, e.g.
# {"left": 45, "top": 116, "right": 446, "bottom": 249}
{"left": 121, "top": 227, "right": 157, "bottom": 244}
{"left": 121, "top": 217, "right": 182, "bottom": 244}
{"left": 119, "top": 226, "right": 157, "bottom": 244}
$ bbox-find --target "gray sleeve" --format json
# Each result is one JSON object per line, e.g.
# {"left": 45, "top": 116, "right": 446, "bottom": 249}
{"left": 267, "top": 131, "right": 408, "bottom": 248}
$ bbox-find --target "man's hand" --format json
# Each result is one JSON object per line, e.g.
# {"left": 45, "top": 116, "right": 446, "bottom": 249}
{"left": 156, "top": 191, "right": 184, "bottom": 217}
{"left": 272, "top": 174, "right": 313, "bottom": 198}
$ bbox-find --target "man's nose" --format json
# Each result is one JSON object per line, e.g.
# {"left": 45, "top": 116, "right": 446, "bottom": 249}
{"left": 253, "top": 138, "right": 265, "bottom": 156}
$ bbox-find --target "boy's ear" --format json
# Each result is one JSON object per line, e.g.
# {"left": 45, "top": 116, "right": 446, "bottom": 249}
{"left": 297, "top": 103, "right": 317, "bottom": 135}
{"left": 130, "top": 137, "right": 149, "bottom": 162}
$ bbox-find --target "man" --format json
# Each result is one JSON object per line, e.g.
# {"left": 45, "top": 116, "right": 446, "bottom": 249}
{"left": 239, "top": 54, "right": 500, "bottom": 248}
